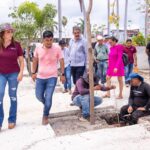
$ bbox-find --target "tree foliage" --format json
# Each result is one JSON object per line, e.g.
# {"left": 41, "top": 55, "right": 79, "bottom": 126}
{"left": 132, "top": 32, "right": 146, "bottom": 46}
{"left": 9, "top": 1, "right": 57, "bottom": 44}
{"left": 75, "top": 18, "right": 84, "bottom": 34}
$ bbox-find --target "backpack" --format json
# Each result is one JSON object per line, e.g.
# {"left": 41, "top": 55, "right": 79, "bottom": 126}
{"left": 122, "top": 53, "right": 129, "bottom": 66}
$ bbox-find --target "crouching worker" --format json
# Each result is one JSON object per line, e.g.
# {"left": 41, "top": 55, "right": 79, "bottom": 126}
{"left": 120, "top": 73, "right": 150, "bottom": 125}
{"left": 72, "top": 73, "right": 116, "bottom": 121}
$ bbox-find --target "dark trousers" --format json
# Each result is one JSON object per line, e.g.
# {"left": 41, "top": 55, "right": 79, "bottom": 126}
{"left": 120, "top": 105, "right": 150, "bottom": 124}
{"left": 71, "top": 66, "right": 85, "bottom": 84}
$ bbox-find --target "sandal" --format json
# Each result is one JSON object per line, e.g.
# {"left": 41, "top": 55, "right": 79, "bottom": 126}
{"left": 116, "top": 96, "right": 123, "bottom": 99}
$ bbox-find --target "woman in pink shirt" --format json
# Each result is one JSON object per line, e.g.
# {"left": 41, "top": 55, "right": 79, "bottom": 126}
{"left": 104, "top": 36, "right": 124, "bottom": 99}
{"left": 0, "top": 23, "right": 24, "bottom": 131}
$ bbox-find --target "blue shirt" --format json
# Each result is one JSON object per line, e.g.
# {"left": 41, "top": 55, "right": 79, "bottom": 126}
{"left": 69, "top": 37, "right": 87, "bottom": 67}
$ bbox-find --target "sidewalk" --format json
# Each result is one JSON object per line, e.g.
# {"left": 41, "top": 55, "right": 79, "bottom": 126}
{"left": 0, "top": 70, "right": 150, "bottom": 150}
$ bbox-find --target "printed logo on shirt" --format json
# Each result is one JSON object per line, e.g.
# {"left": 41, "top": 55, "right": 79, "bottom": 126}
{"left": 133, "top": 90, "right": 143, "bottom": 96}
{"left": 10, "top": 47, "right": 16, "bottom": 51}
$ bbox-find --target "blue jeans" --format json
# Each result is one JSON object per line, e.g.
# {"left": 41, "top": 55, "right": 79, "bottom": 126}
{"left": 73, "top": 94, "right": 102, "bottom": 118}
{"left": 0, "top": 72, "right": 19, "bottom": 127}
{"left": 35, "top": 77, "right": 57, "bottom": 116}
{"left": 97, "top": 60, "right": 108, "bottom": 84}
{"left": 125, "top": 63, "right": 134, "bottom": 84}
{"left": 64, "top": 65, "right": 71, "bottom": 90}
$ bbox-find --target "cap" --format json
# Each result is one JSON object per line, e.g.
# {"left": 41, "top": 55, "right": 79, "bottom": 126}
{"left": 96, "top": 35, "right": 104, "bottom": 41}
{"left": 127, "top": 73, "right": 144, "bottom": 82}
{"left": 0, "top": 23, "right": 15, "bottom": 32}
{"left": 82, "top": 73, "right": 99, "bottom": 86}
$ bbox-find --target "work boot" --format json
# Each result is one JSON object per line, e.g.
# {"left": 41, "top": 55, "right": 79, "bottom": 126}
{"left": 42, "top": 116, "right": 49, "bottom": 125}
{"left": 8, "top": 123, "right": 16, "bottom": 129}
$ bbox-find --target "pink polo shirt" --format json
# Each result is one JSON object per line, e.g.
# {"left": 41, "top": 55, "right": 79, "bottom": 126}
{"left": 34, "top": 43, "right": 63, "bottom": 79}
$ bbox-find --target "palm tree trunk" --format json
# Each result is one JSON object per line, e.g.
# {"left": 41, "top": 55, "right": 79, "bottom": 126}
{"left": 58, "top": 0, "right": 62, "bottom": 40}
{"left": 145, "top": 0, "right": 149, "bottom": 44}
{"left": 108, "top": 0, "right": 110, "bottom": 35}
{"left": 124, "top": 0, "right": 128, "bottom": 41}
{"left": 116, "top": 0, "right": 119, "bottom": 39}
{"left": 81, "top": 0, "right": 87, "bottom": 38}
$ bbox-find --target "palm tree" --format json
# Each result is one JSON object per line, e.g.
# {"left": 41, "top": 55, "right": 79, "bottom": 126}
{"left": 62, "top": 16, "right": 68, "bottom": 40}
{"left": 75, "top": 18, "right": 85, "bottom": 34}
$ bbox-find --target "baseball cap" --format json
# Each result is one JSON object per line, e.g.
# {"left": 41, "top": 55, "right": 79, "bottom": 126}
{"left": 127, "top": 73, "right": 144, "bottom": 82}
{"left": 96, "top": 35, "right": 104, "bottom": 40}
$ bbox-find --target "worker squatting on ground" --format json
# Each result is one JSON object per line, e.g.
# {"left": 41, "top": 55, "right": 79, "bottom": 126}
{"left": 119, "top": 73, "right": 150, "bottom": 125}
{"left": 72, "top": 73, "right": 116, "bottom": 121}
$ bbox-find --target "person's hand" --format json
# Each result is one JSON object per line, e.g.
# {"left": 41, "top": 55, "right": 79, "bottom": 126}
{"left": 137, "top": 107, "right": 146, "bottom": 111}
{"left": 128, "top": 106, "right": 133, "bottom": 114}
{"left": 113, "top": 68, "right": 118, "bottom": 73}
{"left": 31, "top": 74, "right": 37, "bottom": 82}
{"left": 17, "top": 72, "right": 23, "bottom": 82}
{"left": 134, "top": 62, "right": 137, "bottom": 67}
{"left": 110, "top": 85, "right": 116, "bottom": 90}
{"left": 94, "top": 85, "right": 101, "bottom": 90}
{"left": 96, "top": 60, "right": 99, "bottom": 63}
{"left": 60, "top": 75, "right": 66, "bottom": 84}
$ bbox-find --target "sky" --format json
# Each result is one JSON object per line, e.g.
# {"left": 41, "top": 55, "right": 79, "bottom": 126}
{"left": 0, "top": 0, "right": 145, "bottom": 36}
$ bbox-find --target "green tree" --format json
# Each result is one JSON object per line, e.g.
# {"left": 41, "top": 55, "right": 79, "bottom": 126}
{"left": 92, "top": 24, "right": 106, "bottom": 35}
{"left": 62, "top": 16, "right": 68, "bottom": 40}
{"left": 132, "top": 32, "right": 146, "bottom": 46}
{"left": 75, "top": 18, "right": 84, "bottom": 34}
{"left": 9, "top": 1, "right": 57, "bottom": 41}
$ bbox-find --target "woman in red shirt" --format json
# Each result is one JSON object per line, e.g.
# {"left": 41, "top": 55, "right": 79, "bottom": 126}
{"left": 0, "top": 23, "right": 24, "bottom": 131}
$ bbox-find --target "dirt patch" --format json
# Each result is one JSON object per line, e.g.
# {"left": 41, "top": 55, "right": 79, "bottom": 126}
{"left": 49, "top": 106, "right": 122, "bottom": 136}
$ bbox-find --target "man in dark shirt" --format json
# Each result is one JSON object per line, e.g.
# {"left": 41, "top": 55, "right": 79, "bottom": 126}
{"left": 119, "top": 73, "right": 150, "bottom": 125}
{"left": 124, "top": 39, "right": 137, "bottom": 86}
{"left": 146, "top": 41, "right": 150, "bottom": 66}
{"left": 72, "top": 73, "right": 115, "bottom": 121}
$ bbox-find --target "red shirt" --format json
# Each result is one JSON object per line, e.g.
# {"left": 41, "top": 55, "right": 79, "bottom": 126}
{"left": 124, "top": 46, "right": 137, "bottom": 64}
{"left": 0, "top": 41, "right": 23, "bottom": 74}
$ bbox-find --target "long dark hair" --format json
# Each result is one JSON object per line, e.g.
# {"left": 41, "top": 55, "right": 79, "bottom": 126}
{"left": 0, "top": 31, "right": 15, "bottom": 53}
{"left": 0, "top": 31, "right": 4, "bottom": 52}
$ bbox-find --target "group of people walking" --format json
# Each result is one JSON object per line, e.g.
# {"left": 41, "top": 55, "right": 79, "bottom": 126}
{"left": 0, "top": 22, "right": 150, "bottom": 131}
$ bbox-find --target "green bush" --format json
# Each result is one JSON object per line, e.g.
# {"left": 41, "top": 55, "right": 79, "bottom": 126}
{"left": 132, "top": 32, "right": 146, "bottom": 46}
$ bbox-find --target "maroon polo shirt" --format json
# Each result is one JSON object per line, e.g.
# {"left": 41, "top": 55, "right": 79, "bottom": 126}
{"left": 0, "top": 41, "right": 23, "bottom": 74}
{"left": 124, "top": 46, "right": 137, "bottom": 64}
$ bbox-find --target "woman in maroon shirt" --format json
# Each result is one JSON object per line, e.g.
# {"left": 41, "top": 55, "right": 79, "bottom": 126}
{"left": 0, "top": 23, "right": 24, "bottom": 131}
